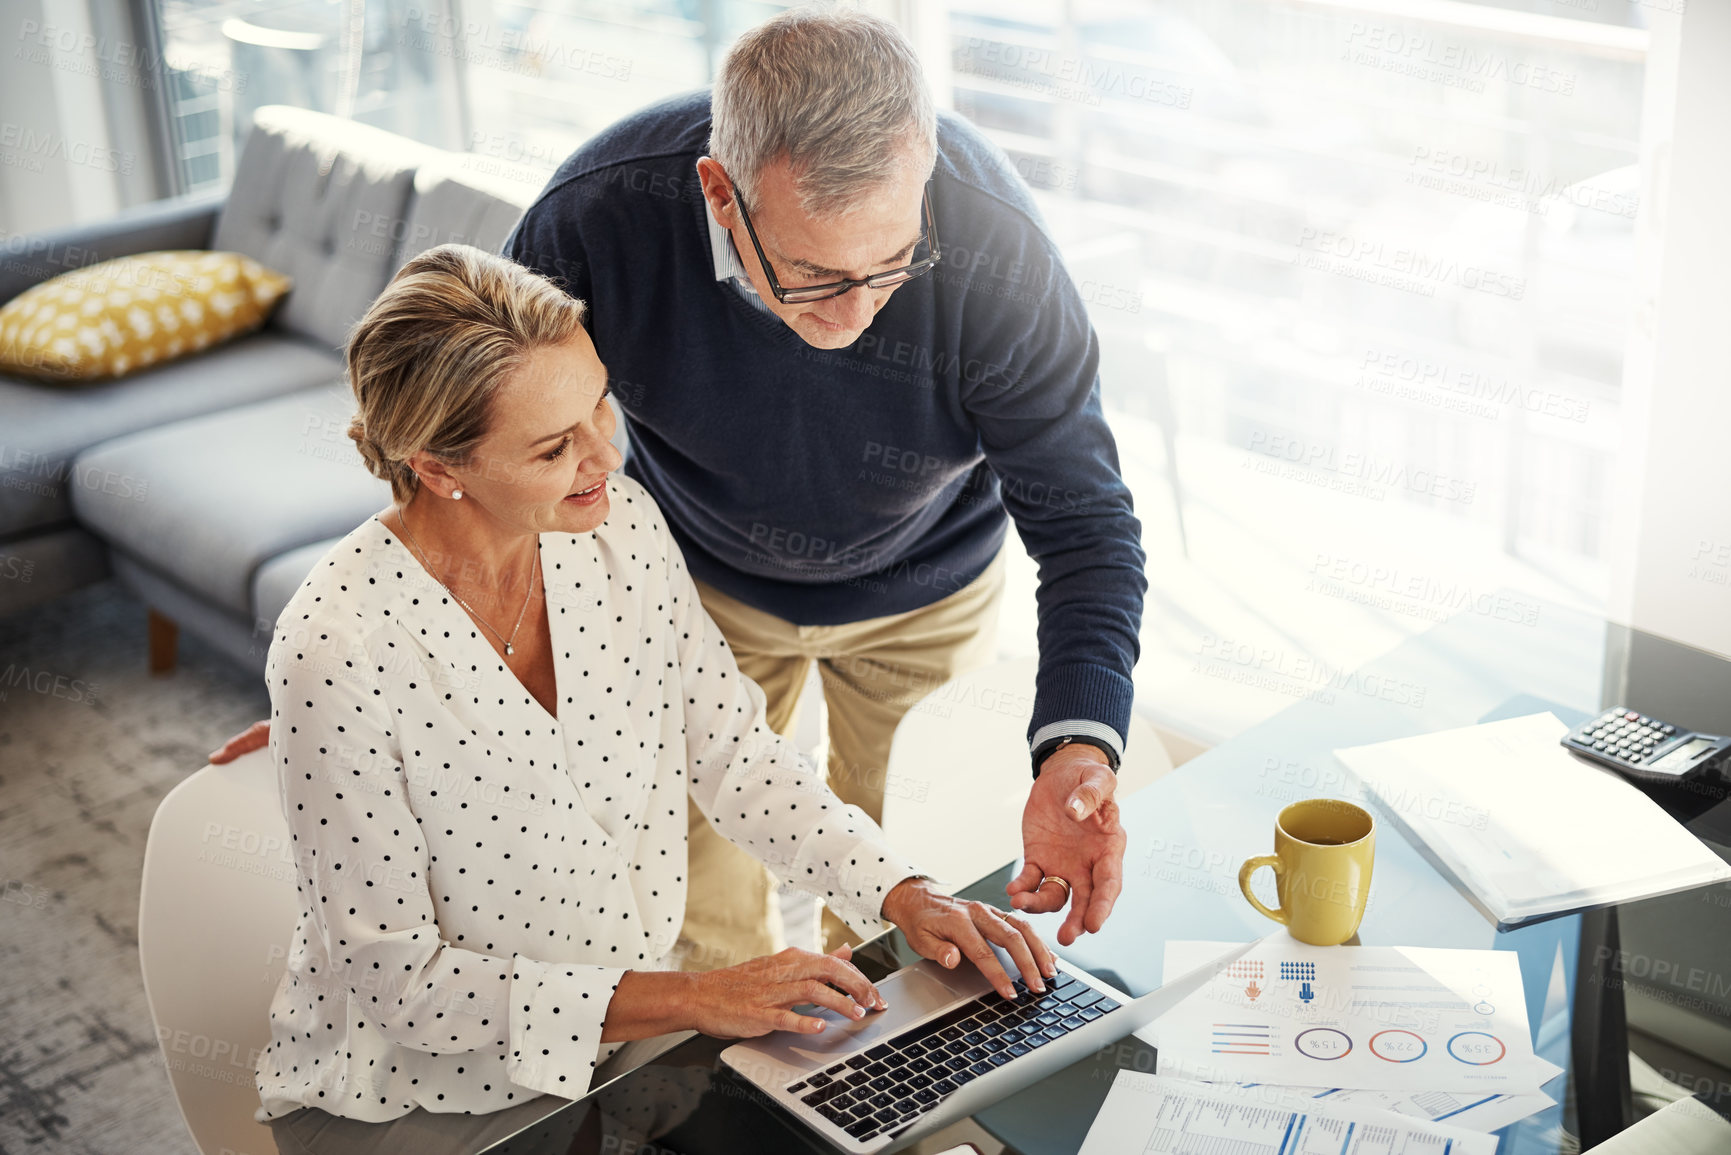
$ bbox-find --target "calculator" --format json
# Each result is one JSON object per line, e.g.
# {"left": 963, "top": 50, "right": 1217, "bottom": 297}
{"left": 1562, "top": 708, "right": 1731, "bottom": 781}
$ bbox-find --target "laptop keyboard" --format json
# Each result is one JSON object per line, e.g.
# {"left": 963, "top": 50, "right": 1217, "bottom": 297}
{"left": 782, "top": 969, "right": 1121, "bottom": 1144}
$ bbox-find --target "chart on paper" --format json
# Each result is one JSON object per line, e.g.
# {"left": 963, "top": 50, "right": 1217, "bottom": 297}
{"left": 1145, "top": 937, "right": 1546, "bottom": 1094}
{"left": 1078, "top": 1073, "right": 1497, "bottom": 1155}
{"left": 1143, "top": 1100, "right": 1470, "bottom": 1155}
{"left": 1238, "top": 1084, "right": 1556, "bottom": 1137}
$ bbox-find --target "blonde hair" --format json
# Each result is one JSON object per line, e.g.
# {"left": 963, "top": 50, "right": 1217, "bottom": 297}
{"left": 345, "top": 244, "right": 587, "bottom": 504}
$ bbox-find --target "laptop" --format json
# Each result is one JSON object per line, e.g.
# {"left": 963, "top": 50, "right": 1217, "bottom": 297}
{"left": 721, "top": 938, "right": 1253, "bottom": 1153}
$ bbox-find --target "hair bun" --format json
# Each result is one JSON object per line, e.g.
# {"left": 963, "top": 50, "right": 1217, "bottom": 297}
{"left": 347, "top": 413, "right": 393, "bottom": 481}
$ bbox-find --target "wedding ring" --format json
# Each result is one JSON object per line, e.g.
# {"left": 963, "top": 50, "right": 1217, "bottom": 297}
{"left": 1039, "top": 875, "right": 1071, "bottom": 897}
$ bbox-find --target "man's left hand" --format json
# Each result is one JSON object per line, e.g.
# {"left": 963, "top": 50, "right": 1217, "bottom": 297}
{"left": 1006, "top": 745, "right": 1126, "bottom": 946}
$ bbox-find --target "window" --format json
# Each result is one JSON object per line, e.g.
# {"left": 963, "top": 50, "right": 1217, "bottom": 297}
{"left": 153, "top": 0, "right": 799, "bottom": 190}
{"left": 943, "top": 0, "right": 1650, "bottom": 742}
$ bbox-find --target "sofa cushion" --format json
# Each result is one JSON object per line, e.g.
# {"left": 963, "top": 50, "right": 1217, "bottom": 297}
{"left": 0, "top": 250, "right": 292, "bottom": 382}
{"left": 397, "top": 157, "right": 539, "bottom": 264}
{"left": 0, "top": 330, "right": 342, "bottom": 538}
{"left": 71, "top": 384, "right": 390, "bottom": 616}
{"left": 213, "top": 106, "right": 434, "bottom": 351}
{"left": 251, "top": 537, "right": 342, "bottom": 639}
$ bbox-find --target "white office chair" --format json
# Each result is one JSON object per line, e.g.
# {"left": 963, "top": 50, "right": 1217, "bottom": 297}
{"left": 139, "top": 747, "right": 300, "bottom": 1155}
{"left": 880, "top": 657, "right": 1174, "bottom": 890}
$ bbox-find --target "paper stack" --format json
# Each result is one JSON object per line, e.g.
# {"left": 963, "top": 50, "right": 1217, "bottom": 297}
{"left": 1135, "top": 937, "right": 1560, "bottom": 1137}
{"left": 1335, "top": 713, "right": 1731, "bottom": 930}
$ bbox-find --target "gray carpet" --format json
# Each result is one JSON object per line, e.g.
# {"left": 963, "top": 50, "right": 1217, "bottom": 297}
{"left": 0, "top": 581, "right": 269, "bottom": 1155}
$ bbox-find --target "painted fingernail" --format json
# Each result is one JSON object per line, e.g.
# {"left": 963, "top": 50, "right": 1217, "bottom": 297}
{"left": 851, "top": 1003, "right": 865, "bottom": 1019}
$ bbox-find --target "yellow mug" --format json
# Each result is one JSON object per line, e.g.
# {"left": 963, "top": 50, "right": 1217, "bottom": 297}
{"left": 1238, "top": 799, "right": 1375, "bottom": 946}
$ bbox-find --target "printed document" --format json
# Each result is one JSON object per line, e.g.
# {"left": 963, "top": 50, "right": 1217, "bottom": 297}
{"left": 1249, "top": 1085, "right": 1556, "bottom": 1134}
{"left": 1146, "top": 938, "right": 1548, "bottom": 1094}
{"left": 1078, "top": 1072, "right": 1497, "bottom": 1155}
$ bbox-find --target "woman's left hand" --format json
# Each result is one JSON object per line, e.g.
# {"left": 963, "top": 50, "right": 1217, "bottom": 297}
{"left": 881, "top": 877, "right": 1057, "bottom": 1000}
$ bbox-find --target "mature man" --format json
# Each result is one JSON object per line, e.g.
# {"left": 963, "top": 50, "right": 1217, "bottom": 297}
{"left": 217, "top": 7, "right": 1146, "bottom": 969}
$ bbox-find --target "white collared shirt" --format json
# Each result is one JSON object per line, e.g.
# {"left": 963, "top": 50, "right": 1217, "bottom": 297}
{"left": 255, "top": 476, "right": 920, "bottom": 1122}
{"left": 701, "top": 158, "right": 773, "bottom": 315}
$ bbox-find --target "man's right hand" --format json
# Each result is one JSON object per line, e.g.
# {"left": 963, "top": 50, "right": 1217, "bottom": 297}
{"left": 210, "top": 719, "right": 270, "bottom": 764}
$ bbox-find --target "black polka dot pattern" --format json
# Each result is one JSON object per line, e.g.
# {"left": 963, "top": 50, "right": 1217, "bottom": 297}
{"left": 254, "top": 476, "right": 923, "bottom": 1123}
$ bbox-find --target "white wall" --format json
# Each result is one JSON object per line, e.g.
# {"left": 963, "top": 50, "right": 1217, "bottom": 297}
{"left": 1608, "top": 3, "right": 1731, "bottom": 659}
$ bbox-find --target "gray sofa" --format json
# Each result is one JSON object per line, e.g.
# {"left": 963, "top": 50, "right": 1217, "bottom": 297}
{"left": 0, "top": 105, "right": 540, "bottom": 672}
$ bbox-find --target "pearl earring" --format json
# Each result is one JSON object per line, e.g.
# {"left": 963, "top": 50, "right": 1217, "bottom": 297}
{"left": 451, "top": 489, "right": 463, "bottom": 500}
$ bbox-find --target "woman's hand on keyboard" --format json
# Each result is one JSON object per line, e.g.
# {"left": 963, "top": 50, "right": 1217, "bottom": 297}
{"left": 691, "top": 944, "right": 887, "bottom": 1038}
{"left": 882, "top": 877, "right": 1057, "bottom": 1001}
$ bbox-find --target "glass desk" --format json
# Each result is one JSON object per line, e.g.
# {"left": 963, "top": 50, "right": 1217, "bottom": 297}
{"left": 430, "top": 598, "right": 1731, "bottom": 1154}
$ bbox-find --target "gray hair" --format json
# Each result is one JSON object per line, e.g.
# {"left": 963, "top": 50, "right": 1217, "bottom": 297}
{"left": 710, "top": 6, "right": 937, "bottom": 218}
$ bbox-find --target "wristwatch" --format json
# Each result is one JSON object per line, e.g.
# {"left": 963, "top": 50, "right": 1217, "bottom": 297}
{"left": 1031, "top": 734, "right": 1120, "bottom": 778}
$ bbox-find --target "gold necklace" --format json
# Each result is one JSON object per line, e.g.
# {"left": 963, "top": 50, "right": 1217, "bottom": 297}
{"left": 396, "top": 513, "right": 540, "bottom": 657}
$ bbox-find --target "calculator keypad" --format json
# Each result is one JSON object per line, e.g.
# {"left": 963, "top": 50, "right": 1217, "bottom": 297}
{"left": 1574, "top": 708, "right": 1676, "bottom": 766}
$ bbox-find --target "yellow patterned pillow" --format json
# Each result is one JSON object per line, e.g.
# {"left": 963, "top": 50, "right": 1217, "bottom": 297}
{"left": 0, "top": 250, "right": 292, "bottom": 382}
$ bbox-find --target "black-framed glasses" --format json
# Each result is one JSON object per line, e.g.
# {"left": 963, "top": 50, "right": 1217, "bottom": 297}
{"left": 730, "top": 182, "right": 941, "bottom": 304}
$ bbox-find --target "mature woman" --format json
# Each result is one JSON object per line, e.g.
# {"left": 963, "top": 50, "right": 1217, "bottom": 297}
{"left": 254, "top": 244, "right": 1054, "bottom": 1147}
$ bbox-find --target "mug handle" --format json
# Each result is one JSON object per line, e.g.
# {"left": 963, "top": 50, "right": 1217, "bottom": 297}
{"left": 1238, "top": 855, "right": 1287, "bottom": 925}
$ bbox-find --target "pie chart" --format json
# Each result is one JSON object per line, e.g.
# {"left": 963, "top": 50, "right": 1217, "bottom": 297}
{"left": 1294, "top": 1028, "right": 1352, "bottom": 1060}
{"left": 1447, "top": 1031, "right": 1507, "bottom": 1065}
{"left": 1370, "top": 1029, "right": 1427, "bottom": 1062}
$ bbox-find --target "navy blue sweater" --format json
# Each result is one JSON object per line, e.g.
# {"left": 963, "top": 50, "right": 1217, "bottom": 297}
{"left": 504, "top": 91, "right": 1146, "bottom": 745}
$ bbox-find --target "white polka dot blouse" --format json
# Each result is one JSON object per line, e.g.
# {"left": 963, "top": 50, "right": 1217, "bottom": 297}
{"left": 254, "top": 476, "right": 923, "bottom": 1123}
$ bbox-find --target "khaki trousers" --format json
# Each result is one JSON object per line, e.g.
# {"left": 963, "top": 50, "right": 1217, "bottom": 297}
{"left": 673, "top": 548, "right": 1006, "bottom": 969}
